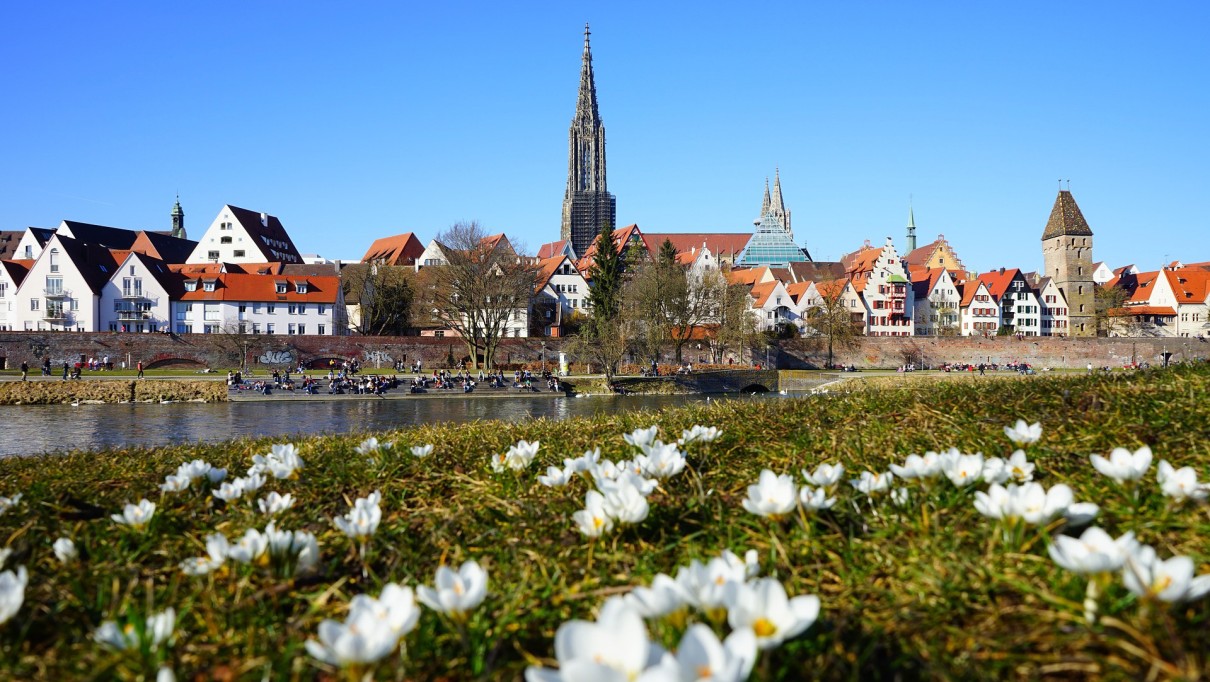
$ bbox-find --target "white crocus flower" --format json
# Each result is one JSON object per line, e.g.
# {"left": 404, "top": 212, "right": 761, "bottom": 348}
{"left": 625, "top": 573, "right": 691, "bottom": 619}
{"left": 982, "top": 457, "right": 1011, "bottom": 485}
{"left": 1063, "top": 502, "right": 1101, "bottom": 527}
{"left": 111, "top": 499, "right": 156, "bottom": 530}
{"left": 258, "top": 491, "right": 296, "bottom": 515}
{"left": 524, "top": 597, "right": 656, "bottom": 682}
{"left": 641, "top": 441, "right": 687, "bottom": 480}
{"left": 602, "top": 478, "right": 651, "bottom": 525}
{"left": 494, "top": 440, "right": 540, "bottom": 472}
{"left": 213, "top": 480, "right": 246, "bottom": 502}
{"left": 1122, "top": 545, "right": 1210, "bottom": 603}
{"left": 160, "top": 474, "right": 191, "bottom": 494}
{"left": 623, "top": 426, "right": 659, "bottom": 449}
{"left": 263, "top": 524, "right": 320, "bottom": 574}
{"left": 563, "top": 448, "right": 601, "bottom": 477}
{"left": 850, "top": 471, "right": 894, "bottom": 497}
{"left": 94, "top": 608, "right": 175, "bottom": 652}
{"left": 237, "top": 472, "right": 268, "bottom": 494}
{"left": 1006, "top": 450, "right": 1035, "bottom": 483}
{"left": 1090, "top": 446, "right": 1152, "bottom": 483}
{"left": 156, "top": 666, "right": 176, "bottom": 682}
{"left": 180, "top": 533, "right": 230, "bottom": 576}
{"left": 1004, "top": 419, "right": 1042, "bottom": 445}
{"left": 889, "top": 453, "right": 943, "bottom": 481}
{"left": 0, "top": 566, "right": 28, "bottom": 625}
{"left": 538, "top": 466, "right": 572, "bottom": 488}
{"left": 410, "top": 444, "right": 433, "bottom": 458}
{"left": 572, "top": 490, "right": 614, "bottom": 538}
{"left": 799, "top": 485, "right": 837, "bottom": 511}
{"left": 675, "top": 552, "right": 752, "bottom": 611}
{"left": 226, "top": 528, "right": 270, "bottom": 566}
{"left": 679, "top": 425, "right": 721, "bottom": 445}
{"left": 940, "top": 450, "right": 984, "bottom": 488}
{"left": 801, "top": 463, "right": 845, "bottom": 489}
{"left": 649, "top": 624, "right": 756, "bottom": 682}
{"left": 53, "top": 538, "right": 78, "bottom": 564}
{"left": 0, "top": 494, "right": 22, "bottom": 516}
{"left": 354, "top": 437, "right": 386, "bottom": 456}
{"left": 725, "top": 578, "right": 820, "bottom": 650}
{"left": 207, "top": 467, "right": 227, "bottom": 484}
{"left": 334, "top": 491, "right": 382, "bottom": 540}
{"left": 417, "top": 560, "right": 488, "bottom": 618}
{"left": 589, "top": 460, "right": 622, "bottom": 487}
{"left": 1020, "top": 483, "right": 1074, "bottom": 525}
{"left": 306, "top": 584, "right": 420, "bottom": 666}
{"left": 742, "top": 470, "right": 798, "bottom": 519}
{"left": 1048, "top": 527, "right": 1137, "bottom": 574}
{"left": 1157, "top": 460, "right": 1209, "bottom": 503}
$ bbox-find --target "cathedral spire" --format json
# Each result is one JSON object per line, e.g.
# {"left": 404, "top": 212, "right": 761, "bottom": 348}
{"left": 761, "top": 177, "right": 771, "bottom": 215}
{"left": 561, "top": 24, "right": 616, "bottom": 256}
{"left": 906, "top": 200, "right": 916, "bottom": 253}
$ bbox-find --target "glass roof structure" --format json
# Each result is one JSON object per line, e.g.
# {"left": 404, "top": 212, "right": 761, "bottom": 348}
{"left": 737, "top": 212, "right": 810, "bottom": 267}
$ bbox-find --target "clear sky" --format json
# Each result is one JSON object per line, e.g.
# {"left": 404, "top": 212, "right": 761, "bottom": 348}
{"left": 2, "top": 1, "right": 1206, "bottom": 272}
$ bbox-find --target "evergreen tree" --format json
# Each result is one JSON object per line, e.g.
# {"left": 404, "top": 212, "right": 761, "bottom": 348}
{"left": 658, "top": 238, "right": 678, "bottom": 267}
{"left": 586, "top": 221, "right": 622, "bottom": 323}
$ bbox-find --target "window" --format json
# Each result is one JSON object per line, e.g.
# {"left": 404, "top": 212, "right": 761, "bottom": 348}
{"left": 252, "top": 323, "right": 260, "bottom": 334}
{"left": 297, "top": 303, "right": 306, "bottom": 314}
{"left": 23, "top": 245, "right": 32, "bottom": 259}
{"left": 238, "top": 323, "right": 246, "bottom": 334}
{"left": 233, "top": 250, "right": 246, "bottom": 258}
{"left": 207, "top": 251, "right": 219, "bottom": 260}
{"left": 318, "top": 304, "right": 326, "bottom": 314}
{"left": 275, "top": 283, "right": 287, "bottom": 294}
{"left": 288, "top": 323, "right": 296, "bottom": 335}
{"left": 267, "top": 304, "right": 275, "bottom": 314}
{"left": 288, "top": 303, "right": 297, "bottom": 314}
{"left": 176, "top": 324, "right": 191, "bottom": 334}
{"left": 49, "top": 249, "right": 59, "bottom": 273}
{"left": 238, "top": 304, "right": 246, "bottom": 313}
{"left": 298, "top": 324, "right": 305, "bottom": 335}
{"left": 0, "top": 282, "right": 6, "bottom": 298}
{"left": 220, "top": 236, "right": 232, "bottom": 244}
{"left": 295, "top": 282, "right": 307, "bottom": 294}
{"left": 253, "top": 303, "right": 261, "bottom": 314}
{"left": 203, "top": 281, "right": 216, "bottom": 292}
{"left": 317, "top": 324, "right": 325, "bottom": 335}
{"left": 31, "top": 299, "right": 39, "bottom": 311}
{"left": 184, "top": 281, "right": 197, "bottom": 292}
{"left": 266, "top": 323, "right": 275, "bottom": 334}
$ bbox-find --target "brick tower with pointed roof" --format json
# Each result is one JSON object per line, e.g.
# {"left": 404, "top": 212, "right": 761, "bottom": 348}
{"left": 1042, "top": 188, "right": 1095, "bottom": 336}
{"left": 560, "top": 23, "right": 617, "bottom": 257}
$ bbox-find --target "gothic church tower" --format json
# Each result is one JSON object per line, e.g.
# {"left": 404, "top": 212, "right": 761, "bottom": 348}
{"left": 561, "top": 24, "right": 616, "bottom": 257}
{"left": 1042, "top": 188, "right": 1095, "bottom": 336}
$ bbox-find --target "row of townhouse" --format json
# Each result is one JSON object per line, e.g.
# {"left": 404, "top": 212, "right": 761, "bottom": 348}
{"left": 0, "top": 206, "right": 347, "bottom": 335}
{"left": 1106, "top": 262, "right": 1210, "bottom": 337}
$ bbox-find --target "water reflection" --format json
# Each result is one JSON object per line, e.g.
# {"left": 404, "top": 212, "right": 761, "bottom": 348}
{"left": 3, "top": 394, "right": 734, "bottom": 457}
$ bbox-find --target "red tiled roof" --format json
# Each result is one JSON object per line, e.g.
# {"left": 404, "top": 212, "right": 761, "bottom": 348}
{"left": 1163, "top": 269, "right": 1210, "bottom": 304}
{"left": 728, "top": 267, "right": 768, "bottom": 286}
{"left": 1125, "top": 271, "right": 1160, "bottom": 304}
{"left": 361, "top": 233, "right": 425, "bottom": 266}
{"left": 641, "top": 233, "right": 752, "bottom": 259}
{"left": 537, "top": 240, "right": 570, "bottom": 260}
{"left": 177, "top": 273, "right": 340, "bottom": 303}
{"left": 911, "top": 267, "right": 946, "bottom": 298}
{"left": 749, "top": 281, "right": 780, "bottom": 308}
{"left": 785, "top": 280, "right": 812, "bottom": 303}
{"left": 841, "top": 245, "right": 882, "bottom": 274}
{"left": 576, "top": 224, "right": 647, "bottom": 273}
{"left": 1111, "top": 306, "right": 1176, "bottom": 317}
{"left": 0, "top": 259, "right": 33, "bottom": 286}
{"left": 975, "top": 268, "right": 1022, "bottom": 300}
{"left": 815, "top": 279, "right": 849, "bottom": 298}
{"left": 959, "top": 281, "right": 992, "bottom": 307}
{"left": 533, "top": 256, "right": 578, "bottom": 294}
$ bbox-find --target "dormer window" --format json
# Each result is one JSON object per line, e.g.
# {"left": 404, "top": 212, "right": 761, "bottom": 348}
{"left": 295, "top": 282, "right": 307, "bottom": 294}
{"left": 184, "top": 281, "right": 196, "bottom": 292}
{"left": 203, "top": 280, "right": 216, "bottom": 292}
{"left": 276, "top": 282, "right": 287, "bottom": 294}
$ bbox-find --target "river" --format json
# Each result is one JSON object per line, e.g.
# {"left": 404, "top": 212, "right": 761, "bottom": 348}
{"left": 1, "top": 394, "right": 772, "bottom": 457}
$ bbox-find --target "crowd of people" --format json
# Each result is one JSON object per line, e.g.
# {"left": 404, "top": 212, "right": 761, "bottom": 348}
{"left": 225, "top": 364, "right": 567, "bottom": 398}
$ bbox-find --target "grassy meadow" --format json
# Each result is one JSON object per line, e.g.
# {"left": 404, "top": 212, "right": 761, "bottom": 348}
{"left": 0, "top": 364, "right": 1208, "bottom": 680}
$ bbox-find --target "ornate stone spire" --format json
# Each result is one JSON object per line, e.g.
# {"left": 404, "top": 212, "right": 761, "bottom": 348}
{"left": 560, "top": 23, "right": 615, "bottom": 256}
{"left": 761, "top": 177, "right": 771, "bottom": 215}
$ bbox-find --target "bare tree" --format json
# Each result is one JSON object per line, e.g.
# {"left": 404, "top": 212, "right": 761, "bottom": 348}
{"left": 702, "top": 268, "right": 757, "bottom": 365}
{"left": 416, "top": 222, "right": 536, "bottom": 369}
{"left": 342, "top": 263, "right": 415, "bottom": 336}
{"left": 803, "top": 280, "right": 863, "bottom": 369}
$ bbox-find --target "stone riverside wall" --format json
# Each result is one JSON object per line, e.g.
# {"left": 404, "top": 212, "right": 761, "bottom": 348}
{"left": 0, "top": 380, "right": 226, "bottom": 405}
{"left": 0, "top": 332, "right": 1205, "bottom": 374}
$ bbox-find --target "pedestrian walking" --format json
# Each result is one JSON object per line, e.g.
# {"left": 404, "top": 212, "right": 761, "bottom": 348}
{"left": 20, "top": 361, "right": 28, "bottom": 381}
{"left": 137, "top": 360, "right": 144, "bottom": 379}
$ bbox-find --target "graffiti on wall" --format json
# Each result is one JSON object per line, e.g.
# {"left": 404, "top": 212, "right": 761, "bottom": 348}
{"left": 259, "top": 350, "right": 295, "bottom": 365}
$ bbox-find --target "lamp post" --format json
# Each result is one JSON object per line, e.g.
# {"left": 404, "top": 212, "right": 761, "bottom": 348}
{"left": 541, "top": 341, "right": 547, "bottom": 373}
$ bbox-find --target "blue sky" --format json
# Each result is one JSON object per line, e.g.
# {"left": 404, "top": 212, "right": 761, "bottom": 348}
{"left": 1, "top": 1, "right": 1206, "bottom": 272}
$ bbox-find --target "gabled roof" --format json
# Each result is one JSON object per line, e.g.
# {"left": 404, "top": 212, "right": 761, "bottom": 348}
{"left": 911, "top": 267, "right": 948, "bottom": 299}
{"left": 1163, "top": 269, "right": 1210, "bottom": 305}
{"left": 787, "top": 261, "right": 845, "bottom": 283}
{"left": 1124, "top": 271, "right": 1160, "bottom": 304}
{"left": 785, "top": 280, "right": 813, "bottom": 304}
{"left": 576, "top": 224, "right": 648, "bottom": 273}
{"left": 177, "top": 273, "right": 340, "bottom": 303}
{"left": 533, "top": 256, "right": 580, "bottom": 294}
{"left": 536, "top": 240, "right": 572, "bottom": 260}
{"left": 814, "top": 279, "right": 850, "bottom": 298}
{"left": 59, "top": 221, "right": 142, "bottom": 249}
{"left": 0, "top": 259, "right": 33, "bottom": 286}
{"left": 841, "top": 244, "right": 883, "bottom": 274}
{"left": 959, "top": 280, "right": 994, "bottom": 307}
{"left": 1042, "top": 190, "right": 1093, "bottom": 240}
{"left": 975, "top": 268, "right": 1024, "bottom": 300}
{"left": 118, "top": 251, "right": 186, "bottom": 298}
{"left": 282, "top": 262, "right": 342, "bottom": 277}
{"left": 130, "top": 230, "right": 197, "bottom": 264}
{"left": 361, "top": 233, "right": 425, "bottom": 266}
{"left": 0, "top": 231, "right": 23, "bottom": 259}
{"left": 53, "top": 235, "right": 121, "bottom": 294}
{"left": 226, "top": 205, "right": 303, "bottom": 264}
{"left": 642, "top": 233, "right": 752, "bottom": 259}
{"left": 728, "top": 267, "right": 771, "bottom": 286}
{"left": 749, "top": 281, "right": 783, "bottom": 308}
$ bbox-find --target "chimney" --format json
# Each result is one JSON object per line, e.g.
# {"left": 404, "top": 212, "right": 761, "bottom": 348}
{"left": 260, "top": 213, "right": 268, "bottom": 227}
{"left": 999, "top": 267, "right": 1005, "bottom": 274}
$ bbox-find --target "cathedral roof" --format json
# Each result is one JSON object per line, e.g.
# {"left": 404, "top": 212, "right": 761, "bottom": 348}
{"left": 1042, "top": 190, "right": 1093, "bottom": 240}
